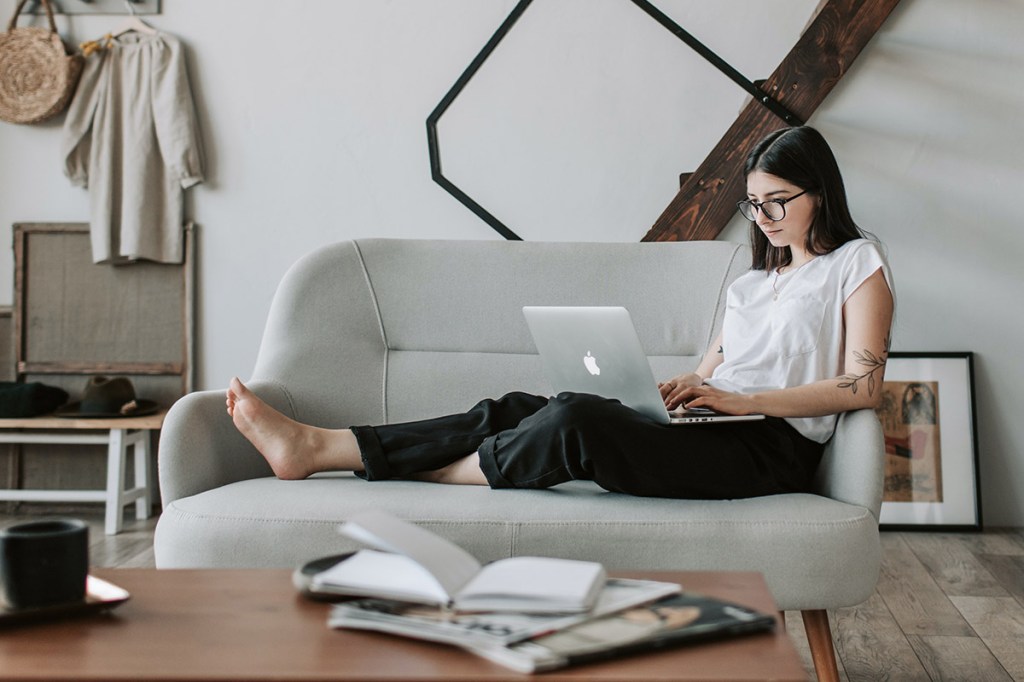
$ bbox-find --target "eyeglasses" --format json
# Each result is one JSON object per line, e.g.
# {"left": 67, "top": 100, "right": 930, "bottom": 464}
{"left": 737, "top": 190, "right": 807, "bottom": 222}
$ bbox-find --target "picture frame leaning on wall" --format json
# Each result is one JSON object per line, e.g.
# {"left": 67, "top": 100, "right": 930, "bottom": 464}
{"left": 874, "top": 352, "right": 981, "bottom": 531}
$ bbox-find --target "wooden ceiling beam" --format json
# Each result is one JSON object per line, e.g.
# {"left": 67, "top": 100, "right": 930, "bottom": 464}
{"left": 642, "top": 0, "right": 902, "bottom": 242}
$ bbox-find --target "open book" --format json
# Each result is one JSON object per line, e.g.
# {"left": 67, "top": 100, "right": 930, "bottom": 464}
{"left": 310, "top": 510, "right": 607, "bottom": 613}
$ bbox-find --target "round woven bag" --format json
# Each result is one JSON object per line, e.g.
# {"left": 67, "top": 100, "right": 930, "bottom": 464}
{"left": 0, "top": 0, "right": 83, "bottom": 124}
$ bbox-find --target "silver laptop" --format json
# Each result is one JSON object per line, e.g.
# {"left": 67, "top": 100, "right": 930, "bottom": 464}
{"left": 522, "top": 306, "right": 764, "bottom": 425}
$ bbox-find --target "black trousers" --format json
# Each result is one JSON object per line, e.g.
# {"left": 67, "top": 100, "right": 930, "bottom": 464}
{"left": 351, "top": 392, "right": 824, "bottom": 500}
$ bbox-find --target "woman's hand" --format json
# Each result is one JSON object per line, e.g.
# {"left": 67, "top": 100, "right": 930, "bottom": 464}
{"left": 668, "top": 383, "right": 758, "bottom": 415}
{"left": 658, "top": 373, "right": 704, "bottom": 410}
{"left": 659, "top": 334, "right": 729, "bottom": 411}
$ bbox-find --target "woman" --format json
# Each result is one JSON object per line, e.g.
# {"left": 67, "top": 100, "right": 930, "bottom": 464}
{"left": 227, "top": 126, "right": 894, "bottom": 500}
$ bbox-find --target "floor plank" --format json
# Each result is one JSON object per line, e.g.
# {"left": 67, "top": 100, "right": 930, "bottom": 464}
{"left": 951, "top": 596, "right": 1024, "bottom": 681}
{"left": 830, "top": 592, "right": 931, "bottom": 681}
{"left": 954, "top": 529, "right": 1024, "bottom": 556}
{"left": 902, "top": 532, "right": 1008, "bottom": 597}
{"left": 907, "top": 635, "right": 1014, "bottom": 682}
{"left": 118, "top": 543, "right": 156, "bottom": 568}
{"left": 877, "top": 533, "right": 974, "bottom": 636}
{"left": 975, "top": 554, "right": 1024, "bottom": 609}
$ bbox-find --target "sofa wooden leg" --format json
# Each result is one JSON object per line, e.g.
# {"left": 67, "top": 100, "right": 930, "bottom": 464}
{"left": 801, "top": 609, "right": 840, "bottom": 682}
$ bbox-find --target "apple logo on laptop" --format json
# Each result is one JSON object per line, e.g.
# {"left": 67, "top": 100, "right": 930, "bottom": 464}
{"left": 583, "top": 351, "right": 601, "bottom": 376}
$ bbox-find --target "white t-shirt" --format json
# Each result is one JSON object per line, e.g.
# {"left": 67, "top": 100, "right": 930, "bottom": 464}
{"left": 706, "top": 238, "right": 894, "bottom": 443}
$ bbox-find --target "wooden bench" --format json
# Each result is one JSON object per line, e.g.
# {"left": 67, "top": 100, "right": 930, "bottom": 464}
{"left": 0, "top": 410, "right": 166, "bottom": 535}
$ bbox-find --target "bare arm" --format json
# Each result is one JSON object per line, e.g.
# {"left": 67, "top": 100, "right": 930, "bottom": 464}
{"left": 678, "top": 268, "right": 894, "bottom": 417}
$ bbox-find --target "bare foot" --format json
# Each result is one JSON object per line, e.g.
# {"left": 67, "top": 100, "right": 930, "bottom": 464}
{"left": 226, "top": 377, "right": 361, "bottom": 479}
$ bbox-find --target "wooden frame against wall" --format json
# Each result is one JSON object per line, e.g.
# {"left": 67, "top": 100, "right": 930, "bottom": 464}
{"left": 12, "top": 223, "right": 194, "bottom": 397}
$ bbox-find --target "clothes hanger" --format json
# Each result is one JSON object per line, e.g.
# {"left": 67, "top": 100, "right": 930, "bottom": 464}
{"left": 111, "top": 0, "right": 157, "bottom": 36}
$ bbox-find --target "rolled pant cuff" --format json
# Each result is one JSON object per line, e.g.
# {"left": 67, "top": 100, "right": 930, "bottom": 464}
{"left": 476, "top": 436, "right": 515, "bottom": 489}
{"left": 350, "top": 425, "right": 393, "bottom": 481}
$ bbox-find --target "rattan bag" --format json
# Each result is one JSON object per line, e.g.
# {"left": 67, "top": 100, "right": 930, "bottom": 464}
{"left": 0, "top": 0, "right": 83, "bottom": 124}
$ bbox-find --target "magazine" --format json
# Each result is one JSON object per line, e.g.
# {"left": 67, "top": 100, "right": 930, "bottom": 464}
{"left": 327, "top": 577, "right": 681, "bottom": 648}
{"left": 310, "top": 510, "right": 606, "bottom": 613}
{"left": 465, "top": 592, "right": 777, "bottom": 673}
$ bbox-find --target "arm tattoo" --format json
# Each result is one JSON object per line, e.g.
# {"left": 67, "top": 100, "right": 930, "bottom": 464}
{"left": 717, "top": 346, "right": 723, "bottom": 354}
{"left": 838, "top": 336, "right": 890, "bottom": 396}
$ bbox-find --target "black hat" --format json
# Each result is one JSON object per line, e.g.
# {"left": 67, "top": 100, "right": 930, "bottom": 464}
{"left": 0, "top": 382, "right": 69, "bottom": 418}
{"left": 54, "top": 377, "right": 160, "bottom": 418}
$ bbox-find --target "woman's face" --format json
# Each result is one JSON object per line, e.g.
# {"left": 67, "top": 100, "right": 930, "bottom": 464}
{"left": 745, "top": 171, "right": 817, "bottom": 257}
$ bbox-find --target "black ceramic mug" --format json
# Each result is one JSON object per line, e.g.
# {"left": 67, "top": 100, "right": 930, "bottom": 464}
{"left": 0, "top": 519, "right": 89, "bottom": 610}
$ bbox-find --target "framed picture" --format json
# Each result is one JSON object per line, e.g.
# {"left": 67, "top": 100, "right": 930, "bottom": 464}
{"left": 875, "top": 352, "right": 981, "bottom": 530}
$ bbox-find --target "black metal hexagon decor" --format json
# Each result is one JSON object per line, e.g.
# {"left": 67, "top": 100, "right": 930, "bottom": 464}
{"left": 427, "top": 0, "right": 800, "bottom": 241}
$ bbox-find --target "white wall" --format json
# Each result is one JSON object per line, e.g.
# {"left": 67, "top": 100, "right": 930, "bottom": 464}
{"left": 1, "top": 0, "right": 1021, "bottom": 525}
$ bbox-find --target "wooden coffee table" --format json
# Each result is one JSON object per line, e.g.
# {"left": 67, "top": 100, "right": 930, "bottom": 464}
{"left": 0, "top": 569, "right": 806, "bottom": 681}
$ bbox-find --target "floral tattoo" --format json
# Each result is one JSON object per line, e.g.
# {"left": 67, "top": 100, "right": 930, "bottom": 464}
{"left": 838, "top": 337, "right": 890, "bottom": 396}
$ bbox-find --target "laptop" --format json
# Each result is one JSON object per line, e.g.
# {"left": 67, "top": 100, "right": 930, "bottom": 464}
{"left": 522, "top": 306, "right": 764, "bottom": 425}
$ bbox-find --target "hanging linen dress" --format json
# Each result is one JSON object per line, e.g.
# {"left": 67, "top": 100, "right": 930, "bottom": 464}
{"left": 61, "top": 32, "right": 204, "bottom": 264}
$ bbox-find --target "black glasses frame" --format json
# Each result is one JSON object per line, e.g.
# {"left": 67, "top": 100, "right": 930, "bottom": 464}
{"left": 737, "top": 189, "right": 808, "bottom": 222}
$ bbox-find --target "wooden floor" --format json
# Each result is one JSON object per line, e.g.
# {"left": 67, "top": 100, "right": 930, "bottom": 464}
{"left": 2, "top": 510, "right": 1022, "bottom": 681}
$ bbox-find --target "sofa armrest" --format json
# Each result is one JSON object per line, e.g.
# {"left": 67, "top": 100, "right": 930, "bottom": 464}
{"left": 813, "top": 408, "right": 886, "bottom": 520}
{"left": 157, "top": 381, "right": 294, "bottom": 506}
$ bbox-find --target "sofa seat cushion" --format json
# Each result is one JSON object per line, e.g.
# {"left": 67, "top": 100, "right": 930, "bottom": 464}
{"left": 154, "top": 474, "right": 878, "bottom": 611}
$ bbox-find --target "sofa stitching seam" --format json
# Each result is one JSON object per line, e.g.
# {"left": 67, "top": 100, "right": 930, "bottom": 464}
{"left": 706, "top": 243, "right": 743, "bottom": 350}
{"left": 411, "top": 519, "right": 876, "bottom": 528}
{"left": 352, "top": 240, "right": 389, "bottom": 423}
{"left": 272, "top": 380, "right": 298, "bottom": 418}
{"left": 164, "top": 506, "right": 874, "bottom": 529}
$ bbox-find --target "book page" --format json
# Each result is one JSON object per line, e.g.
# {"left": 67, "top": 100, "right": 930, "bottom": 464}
{"left": 313, "top": 549, "right": 450, "bottom": 604}
{"left": 340, "top": 510, "right": 482, "bottom": 599}
{"left": 457, "top": 557, "right": 606, "bottom": 610}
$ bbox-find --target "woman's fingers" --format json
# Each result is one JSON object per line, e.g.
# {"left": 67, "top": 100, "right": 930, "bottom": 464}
{"left": 665, "top": 384, "right": 695, "bottom": 410}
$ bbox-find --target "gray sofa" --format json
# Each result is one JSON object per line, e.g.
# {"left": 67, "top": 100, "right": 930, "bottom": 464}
{"left": 156, "top": 238, "right": 884, "bottom": 680}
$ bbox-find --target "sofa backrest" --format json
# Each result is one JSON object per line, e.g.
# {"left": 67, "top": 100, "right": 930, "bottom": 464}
{"left": 251, "top": 238, "right": 750, "bottom": 429}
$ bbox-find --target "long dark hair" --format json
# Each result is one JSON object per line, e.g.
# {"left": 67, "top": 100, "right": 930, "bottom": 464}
{"left": 744, "top": 126, "right": 866, "bottom": 272}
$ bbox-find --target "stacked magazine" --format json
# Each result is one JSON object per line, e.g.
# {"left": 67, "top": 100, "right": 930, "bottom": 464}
{"left": 298, "top": 511, "right": 776, "bottom": 673}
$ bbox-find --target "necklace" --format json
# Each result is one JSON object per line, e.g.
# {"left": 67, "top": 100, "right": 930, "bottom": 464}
{"left": 771, "top": 259, "right": 814, "bottom": 301}
{"left": 771, "top": 271, "right": 783, "bottom": 301}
